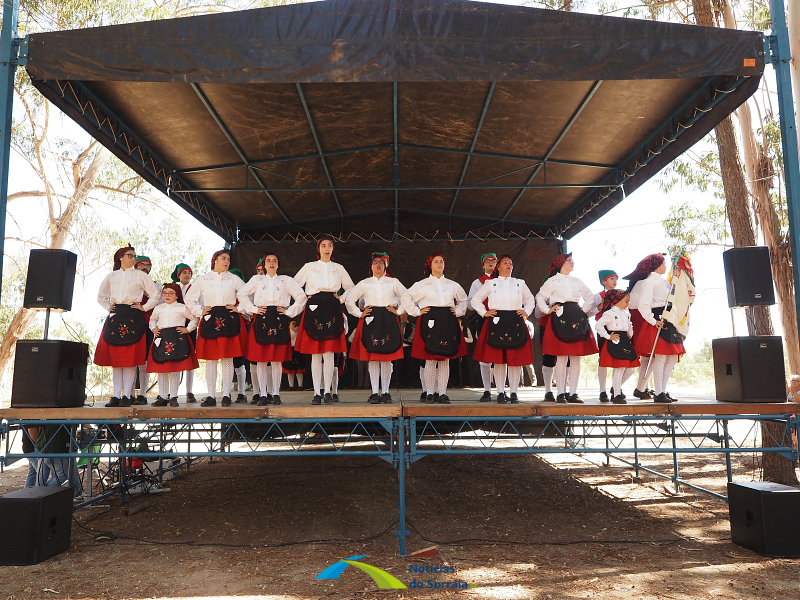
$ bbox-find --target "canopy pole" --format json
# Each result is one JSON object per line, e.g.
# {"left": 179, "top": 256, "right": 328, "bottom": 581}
{"left": 0, "top": 0, "right": 20, "bottom": 305}
{"left": 767, "top": 0, "right": 800, "bottom": 358}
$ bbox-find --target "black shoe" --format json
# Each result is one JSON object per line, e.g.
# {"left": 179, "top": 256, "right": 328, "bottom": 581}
{"left": 665, "top": 392, "right": 677, "bottom": 401}
{"left": 221, "top": 396, "right": 232, "bottom": 407}
{"left": 272, "top": 395, "right": 282, "bottom": 405}
{"left": 420, "top": 392, "right": 427, "bottom": 402}
{"left": 556, "top": 393, "right": 568, "bottom": 404}
{"left": 368, "top": 393, "right": 381, "bottom": 404}
{"left": 186, "top": 392, "right": 197, "bottom": 403}
{"left": 544, "top": 391, "right": 556, "bottom": 402}
{"left": 568, "top": 394, "right": 584, "bottom": 404}
{"left": 496, "top": 393, "right": 508, "bottom": 404}
{"left": 653, "top": 393, "right": 672, "bottom": 403}
{"left": 105, "top": 396, "right": 121, "bottom": 408}
{"left": 257, "top": 395, "right": 270, "bottom": 406}
{"left": 425, "top": 394, "right": 435, "bottom": 404}
{"left": 168, "top": 397, "right": 179, "bottom": 407}
{"left": 381, "top": 393, "right": 393, "bottom": 404}
{"left": 480, "top": 391, "right": 492, "bottom": 402}
{"left": 235, "top": 394, "right": 248, "bottom": 404}
{"left": 250, "top": 394, "right": 260, "bottom": 405}
{"left": 600, "top": 391, "right": 609, "bottom": 403}
{"left": 332, "top": 394, "right": 340, "bottom": 402}
{"left": 433, "top": 393, "right": 440, "bottom": 403}
{"left": 633, "top": 388, "right": 651, "bottom": 400}
{"left": 201, "top": 397, "right": 216, "bottom": 407}
{"left": 312, "top": 395, "right": 322, "bottom": 405}
{"left": 438, "top": 394, "right": 451, "bottom": 404}
{"left": 509, "top": 393, "right": 519, "bottom": 404}
{"left": 152, "top": 396, "right": 168, "bottom": 407}
{"left": 119, "top": 396, "right": 132, "bottom": 408}
{"left": 611, "top": 395, "right": 627, "bottom": 405}
{"left": 132, "top": 395, "right": 148, "bottom": 406}
{"left": 324, "top": 393, "right": 334, "bottom": 404}
{"left": 645, "top": 388, "right": 656, "bottom": 398}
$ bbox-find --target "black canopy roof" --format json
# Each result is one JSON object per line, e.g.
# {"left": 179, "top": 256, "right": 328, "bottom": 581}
{"left": 26, "top": 0, "right": 763, "bottom": 243}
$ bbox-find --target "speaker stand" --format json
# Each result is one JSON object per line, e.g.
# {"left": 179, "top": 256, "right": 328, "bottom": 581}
{"left": 43, "top": 307, "right": 51, "bottom": 340}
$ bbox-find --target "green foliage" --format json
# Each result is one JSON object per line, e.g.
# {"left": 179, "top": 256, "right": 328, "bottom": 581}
{"left": 670, "top": 340, "right": 715, "bottom": 386}
{"left": 661, "top": 201, "right": 730, "bottom": 256}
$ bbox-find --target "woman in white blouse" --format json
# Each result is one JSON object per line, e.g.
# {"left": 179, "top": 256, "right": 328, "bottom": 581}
{"left": 148, "top": 283, "right": 200, "bottom": 407}
{"left": 401, "top": 253, "right": 468, "bottom": 404}
{"left": 535, "top": 253, "right": 598, "bottom": 403}
{"left": 624, "top": 253, "right": 685, "bottom": 403}
{"left": 471, "top": 255, "right": 535, "bottom": 404}
{"left": 237, "top": 253, "right": 307, "bottom": 406}
{"left": 345, "top": 254, "right": 407, "bottom": 404}
{"left": 594, "top": 289, "right": 640, "bottom": 405}
{"left": 293, "top": 236, "right": 355, "bottom": 405}
{"left": 95, "top": 246, "right": 161, "bottom": 408}
{"left": 184, "top": 250, "right": 247, "bottom": 407}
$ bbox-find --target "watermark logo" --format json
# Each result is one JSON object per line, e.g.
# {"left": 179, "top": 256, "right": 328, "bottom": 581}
{"left": 316, "top": 555, "right": 407, "bottom": 589}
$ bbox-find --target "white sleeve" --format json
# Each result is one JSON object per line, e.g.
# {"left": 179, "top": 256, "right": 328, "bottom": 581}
{"left": 453, "top": 282, "right": 468, "bottom": 318}
{"left": 184, "top": 278, "right": 205, "bottom": 317}
{"left": 535, "top": 278, "right": 554, "bottom": 315}
{"left": 638, "top": 279, "right": 658, "bottom": 326}
{"left": 579, "top": 279, "right": 595, "bottom": 314}
{"left": 236, "top": 276, "right": 259, "bottom": 316}
{"left": 184, "top": 306, "right": 200, "bottom": 332}
{"left": 148, "top": 306, "right": 160, "bottom": 331}
{"left": 344, "top": 280, "right": 366, "bottom": 318}
{"left": 294, "top": 262, "right": 311, "bottom": 287}
{"left": 141, "top": 273, "right": 161, "bottom": 312}
{"left": 467, "top": 279, "right": 483, "bottom": 306}
{"left": 393, "top": 279, "right": 408, "bottom": 316}
{"left": 285, "top": 277, "right": 307, "bottom": 319}
{"left": 97, "top": 273, "right": 112, "bottom": 311}
{"left": 401, "top": 282, "right": 422, "bottom": 318}
{"left": 586, "top": 292, "right": 601, "bottom": 317}
{"left": 595, "top": 312, "right": 613, "bottom": 339}
{"left": 470, "top": 280, "right": 492, "bottom": 317}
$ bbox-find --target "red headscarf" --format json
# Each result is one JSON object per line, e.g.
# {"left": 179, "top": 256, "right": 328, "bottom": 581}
{"left": 316, "top": 236, "right": 335, "bottom": 259}
{"left": 548, "top": 253, "right": 572, "bottom": 278}
{"left": 162, "top": 283, "right": 185, "bottom": 304}
{"left": 113, "top": 246, "right": 135, "bottom": 271}
{"left": 211, "top": 250, "right": 230, "bottom": 270}
{"left": 491, "top": 255, "right": 513, "bottom": 279}
{"left": 623, "top": 253, "right": 666, "bottom": 285}
{"left": 599, "top": 289, "right": 629, "bottom": 314}
{"left": 424, "top": 253, "right": 445, "bottom": 277}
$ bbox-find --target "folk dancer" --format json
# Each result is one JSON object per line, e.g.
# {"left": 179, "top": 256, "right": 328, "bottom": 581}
{"left": 467, "top": 253, "right": 498, "bottom": 402}
{"left": 594, "top": 289, "right": 640, "bottom": 404}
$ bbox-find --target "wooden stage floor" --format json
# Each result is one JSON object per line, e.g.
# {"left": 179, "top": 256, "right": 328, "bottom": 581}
{"left": 0, "top": 388, "right": 794, "bottom": 420}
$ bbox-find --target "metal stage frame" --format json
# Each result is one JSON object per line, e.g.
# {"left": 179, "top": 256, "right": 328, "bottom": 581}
{"left": 1, "top": 405, "right": 797, "bottom": 555}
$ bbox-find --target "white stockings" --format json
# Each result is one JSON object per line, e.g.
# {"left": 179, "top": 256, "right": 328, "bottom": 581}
{"left": 157, "top": 372, "right": 181, "bottom": 398}
{"left": 205, "top": 358, "right": 234, "bottom": 399}
{"left": 480, "top": 362, "right": 492, "bottom": 392}
{"left": 311, "top": 352, "right": 336, "bottom": 396}
{"left": 611, "top": 367, "right": 636, "bottom": 396}
{"left": 554, "top": 355, "right": 580, "bottom": 395}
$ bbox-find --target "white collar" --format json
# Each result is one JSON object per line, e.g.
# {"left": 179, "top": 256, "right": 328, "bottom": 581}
{"left": 428, "top": 274, "right": 445, "bottom": 282}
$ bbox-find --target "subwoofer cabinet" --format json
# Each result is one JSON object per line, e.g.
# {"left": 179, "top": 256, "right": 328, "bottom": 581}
{"left": 11, "top": 340, "right": 88, "bottom": 408}
{"left": 712, "top": 336, "right": 785, "bottom": 403}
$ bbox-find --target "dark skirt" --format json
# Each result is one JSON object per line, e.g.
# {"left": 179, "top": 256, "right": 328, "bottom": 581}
{"left": 485, "top": 310, "right": 529, "bottom": 350}
{"left": 102, "top": 304, "right": 146, "bottom": 346}
{"left": 196, "top": 313, "right": 248, "bottom": 360}
{"left": 473, "top": 320, "right": 534, "bottom": 366}
{"left": 599, "top": 332, "right": 641, "bottom": 368}
{"left": 302, "top": 292, "right": 345, "bottom": 342}
{"left": 283, "top": 348, "right": 306, "bottom": 374}
{"left": 633, "top": 307, "right": 687, "bottom": 356}
{"left": 541, "top": 303, "right": 598, "bottom": 357}
{"left": 295, "top": 292, "right": 347, "bottom": 354}
{"left": 148, "top": 329, "right": 199, "bottom": 373}
{"left": 350, "top": 309, "right": 405, "bottom": 362}
{"left": 411, "top": 313, "right": 467, "bottom": 361}
{"left": 199, "top": 306, "right": 241, "bottom": 339}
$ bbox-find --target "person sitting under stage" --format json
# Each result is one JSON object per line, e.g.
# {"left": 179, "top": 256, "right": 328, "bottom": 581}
{"left": 595, "top": 289, "right": 640, "bottom": 405}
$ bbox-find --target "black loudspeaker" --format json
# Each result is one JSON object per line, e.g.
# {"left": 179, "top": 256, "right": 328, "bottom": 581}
{"left": 23, "top": 249, "right": 77, "bottom": 311}
{"left": 0, "top": 487, "right": 72, "bottom": 565}
{"left": 728, "top": 482, "right": 800, "bottom": 557}
{"left": 11, "top": 340, "right": 88, "bottom": 408}
{"left": 712, "top": 336, "right": 785, "bottom": 403}
{"left": 722, "top": 246, "right": 775, "bottom": 307}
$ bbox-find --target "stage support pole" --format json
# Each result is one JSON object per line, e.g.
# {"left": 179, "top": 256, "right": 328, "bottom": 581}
{"left": 722, "top": 419, "right": 733, "bottom": 483}
{"left": 670, "top": 418, "right": 680, "bottom": 493}
{"left": 395, "top": 418, "right": 409, "bottom": 556}
{"left": 767, "top": 0, "right": 800, "bottom": 355}
{"left": 0, "top": 0, "right": 20, "bottom": 305}
{"left": 633, "top": 421, "right": 640, "bottom": 478}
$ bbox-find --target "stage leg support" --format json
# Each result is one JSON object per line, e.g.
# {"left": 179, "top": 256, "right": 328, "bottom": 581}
{"left": 670, "top": 419, "right": 680, "bottom": 494}
{"left": 395, "top": 418, "right": 409, "bottom": 556}
{"left": 722, "top": 419, "right": 733, "bottom": 483}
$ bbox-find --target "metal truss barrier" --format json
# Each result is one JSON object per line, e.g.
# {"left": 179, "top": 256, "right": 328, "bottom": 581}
{"left": 1, "top": 414, "right": 797, "bottom": 555}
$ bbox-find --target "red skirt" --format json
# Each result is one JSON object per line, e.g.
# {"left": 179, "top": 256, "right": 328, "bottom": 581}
{"left": 473, "top": 322, "right": 534, "bottom": 366}
{"left": 349, "top": 318, "right": 405, "bottom": 362}
{"left": 196, "top": 314, "right": 248, "bottom": 360}
{"left": 410, "top": 316, "right": 467, "bottom": 361}
{"left": 633, "top": 318, "right": 686, "bottom": 356}
{"left": 147, "top": 337, "right": 200, "bottom": 373}
{"left": 246, "top": 325, "right": 294, "bottom": 363}
{"left": 599, "top": 344, "right": 641, "bottom": 368}
{"left": 294, "top": 311, "right": 347, "bottom": 354}
{"left": 93, "top": 334, "right": 147, "bottom": 368}
{"left": 541, "top": 325, "right": 598, "bottom": 357}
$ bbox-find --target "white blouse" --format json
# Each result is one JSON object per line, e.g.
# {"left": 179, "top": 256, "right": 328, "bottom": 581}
{"left": 179, "top": 283, "right": 192, "bottom": 300}
{"left": 97, "top": 268, "right": 160, "bottom": 312}
{"left": 236, "top": 274, "right": 307, "bottom": 319}
{"left": 294, "top": 260, "right": 355, "bottom": 302}
{"left": 630, "top": 272, "right": 670, "bottom": 325}
{"left": 595, "top": 306, "right": 634, "bottom": 339}
{"left": 470, "top": 276, "right": 536, "bottom": 317}
{"left": 401, "top": 275, "right": 468, "bottom": 318}
{"left": 184, "top": 271, "right": 244, "bottom": 317}
{"left": 345, "top": 276, "right": 408, "bottom": 318}
{"left": 535, "top": 273, "right": 594, "bottom": 315}
{"left": 149, "top": 302, "right": 199, "bottom": 332}
{"left": 586, "top": 291, "right": 605, "bottom": 317}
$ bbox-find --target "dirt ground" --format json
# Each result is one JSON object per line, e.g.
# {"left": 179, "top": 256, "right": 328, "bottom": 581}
{"left": 1, "top": 447, "right": 799, "bottom": 600}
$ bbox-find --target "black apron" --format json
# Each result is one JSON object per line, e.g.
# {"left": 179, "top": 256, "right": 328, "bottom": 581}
{"left": 486, "top": 310, "right": 529, "bottom": 350}
{"left": 102, "top": 304, "right": 146, "bottom": 346}
{"left": 606, "top": 331, "right": 638, "bottom": 361}
{"left": 303, "top": 292, "right": 345, "bottom": 342}
{"left": 421, "top": 306, "right": 461, "bottom": 358}
{"left": 360, "top": 306, "right": 402, "bottom": 355}
{"left": 550, "top": 301, "right": 593, "bottom": 344}
{"left": 151, "top": 327, "right": 192, "bottom": 364}
{"left": 254, "top": 306, "right": 290, "bottom": 346}
{"left": 199, "top": 306, "right": 241, "bottom": 339}
{"left": 651, "top": 307, "right": 685, "bottom": 344}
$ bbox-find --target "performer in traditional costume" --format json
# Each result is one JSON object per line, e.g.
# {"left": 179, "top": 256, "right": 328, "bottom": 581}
{"left": 467, "top": 253, "right": 498, "bottom": 402}
{"left": 148, "top": 283, "right": 199, "bottom": 407}
{"left": 470, "top": 255, "right": 535, "bottom": 404}
{"left": 595, "top": 289, "right": 640, "bottom": 404}
{"left": 401, "top": 253, "right": 468, "bottom": 404}
{"left": 294, "top": 236, "right": 355, "bottom": 405}
{"left": 238, "top": 254, "right": 307, "bottom": 406}
{"left": 589, "top": 269, "right": 618, "bottom": 402}
{"left": 535, "top": 253, "right": 598, "bottom": 404}
{"left": 345, "top": 254, "right": 407, "bottom": 404}
{"left": 283, "top": 320, "right": 306, "bottom": 390}
{"left": 132, "top": 255, "right": 162, "bottom": 405}
{"left": 625, "top": 253, "right": 686, "bottom": 403}
{"left": 95, "top": 247, "right": 160, "bottom": 407}
{"left": 171, "top": 263, "right": 196, "bottom": 402}
{"left": 184, "top": 250, "right": 248, "bottom": 407}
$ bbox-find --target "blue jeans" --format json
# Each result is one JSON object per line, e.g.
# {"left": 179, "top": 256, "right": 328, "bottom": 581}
{"left": 37, "top": 457, "right": 83, "bottom": 496}
{"left": 25, "top": 457, "right": 45, "bottom": 487}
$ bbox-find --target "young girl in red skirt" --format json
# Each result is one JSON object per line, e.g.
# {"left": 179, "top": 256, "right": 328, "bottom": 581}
{"left": 401, "top": 253, "right": 468, "bottom": 405}
{"left": 148, "top": 284, "right": 199, "bottom": 407}
{"left": 345, "top": 254, "right": 407, "bottom": 404}
{"left": 595, "top": 289, "right": 640, "bottom": 405}
{"left": 184, "top": 250, "right": 247, "bottom": 407}
{"left": 470, "top": 255, "right": 535, "bottom": 404}
{"left": 95, "top": 246, "right": 161, "bottom": 407}
{"left": 535, "top": 253, "right": 598, "bottom": 404}
{"left": 294, "top": 237, "right": 355, "bottom": 405}
{"left": 237, "top": 253, "right": 306, "bottom": 406}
